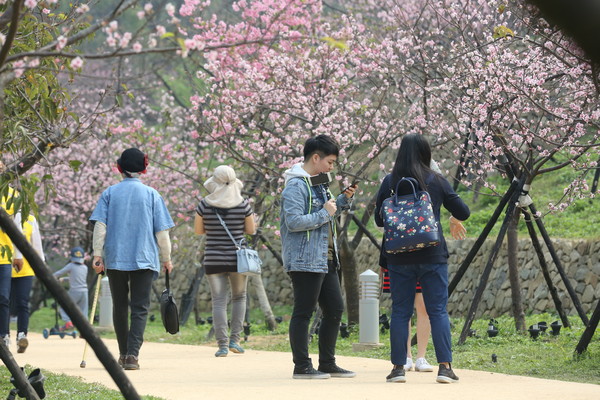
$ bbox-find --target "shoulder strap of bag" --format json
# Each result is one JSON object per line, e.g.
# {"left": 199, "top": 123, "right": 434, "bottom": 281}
{"left": 215, "top": 211, "right": 242, "bottom": 249}
{"left": 395, "top": 177, "right": 419, "bottom": 201}
{"left": 165, "top": 270, "right": 170, "bottom": 291}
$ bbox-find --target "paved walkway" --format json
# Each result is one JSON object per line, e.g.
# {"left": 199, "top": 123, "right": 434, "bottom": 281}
{"left": 10, "top": 332, "right": 600, "bottom": 400}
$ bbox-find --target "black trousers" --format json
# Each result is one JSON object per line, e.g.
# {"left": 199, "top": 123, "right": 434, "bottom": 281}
{"left": 107, "top": 269, "right": 154, "bottom": 358}
{"left": 288, "top": 261, "right": 344, "bottom": 370}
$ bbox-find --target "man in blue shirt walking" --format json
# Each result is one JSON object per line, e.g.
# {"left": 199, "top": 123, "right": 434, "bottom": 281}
{"left": 90, "top": 148, "right": 174, "bottom": 370}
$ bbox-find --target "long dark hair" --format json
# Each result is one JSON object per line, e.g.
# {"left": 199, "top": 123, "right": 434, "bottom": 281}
{"left": 391, "top": 133, "right": 434, "bottom": 190}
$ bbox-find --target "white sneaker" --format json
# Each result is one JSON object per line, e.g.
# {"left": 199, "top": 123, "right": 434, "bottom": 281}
{"left": 404, "top": 358, "right": 414, "bottom": 371}
{"left": 17, "top": 332, "right": 28, "bottom": 354}
{"left": 415, "top": 357, "right": 434, "bottom": 372}
{"left": 2, "top": 335, "right": 9, "bottom": 347}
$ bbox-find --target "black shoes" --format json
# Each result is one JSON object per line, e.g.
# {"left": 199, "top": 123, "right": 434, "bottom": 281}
{"left": 386, "top": 366, "right": 406, "bottom": 383}
{"left": 293, "top": 366, "right": 330, "bottom": 379}
{"left": 123, "top": 355, "right": 140, "bottom": 370}
{"left": 436, "top": 363, "right": 459, "bottom": 383}
{"left": 318, "top": 364, "right": 356, "bottom": 378}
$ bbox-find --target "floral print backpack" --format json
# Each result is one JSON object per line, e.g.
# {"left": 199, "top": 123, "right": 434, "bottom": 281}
{"left": 380, "top": 177, "right": 440, "bottom": 253}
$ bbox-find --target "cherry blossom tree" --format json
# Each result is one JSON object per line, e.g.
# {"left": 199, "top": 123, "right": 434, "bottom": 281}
{"left": 4, "top": 0, "right": 600, "bottom": 331}
{"left": 177, "top": 0, "right": 600, "bottom": 325}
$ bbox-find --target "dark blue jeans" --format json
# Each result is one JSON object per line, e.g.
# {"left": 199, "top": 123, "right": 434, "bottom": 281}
{"left": 388, "top": 263, "right": 452, "bottom": 366}
{"left": 0, "top": 264, "right": 12, "bottom": 337}
{"left": 288, "top": 261, "right": 344, "bottom": 370}
{"left": 107, "top": 269, "right": 154, "bottom": 358}
{"left": 11, "top": 276, "right": 33, "bottom": 334}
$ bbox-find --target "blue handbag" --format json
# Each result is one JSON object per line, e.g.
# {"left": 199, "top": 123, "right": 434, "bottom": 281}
{"left": 216, "top": 212, "right": 262, "bottom": 276}
{"left": 236, "top": 239, "right": 262, "bottom": 276}
{"left": 380, "top": 177, "right": 440, "bottom": 253}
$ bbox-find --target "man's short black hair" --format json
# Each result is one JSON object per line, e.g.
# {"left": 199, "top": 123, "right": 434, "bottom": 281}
{"left": 303, "top": 135, "right": 340, "bottom": 161}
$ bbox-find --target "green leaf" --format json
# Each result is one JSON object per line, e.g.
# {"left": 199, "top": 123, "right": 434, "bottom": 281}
{"left": 177, "top": 38, "right": 187, "bottom": 52}
{"left": 68, "top": 160, "right": 83, "bottom": 172}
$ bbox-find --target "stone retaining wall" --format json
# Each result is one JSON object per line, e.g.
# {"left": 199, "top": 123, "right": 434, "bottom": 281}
{"left": 174, "top": 237, "right": 600, "bottom": 319}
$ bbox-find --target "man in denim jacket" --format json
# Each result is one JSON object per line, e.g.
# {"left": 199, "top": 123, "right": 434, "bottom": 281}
{"left": 280, "top": 135, "right": 358, "bottom": 379}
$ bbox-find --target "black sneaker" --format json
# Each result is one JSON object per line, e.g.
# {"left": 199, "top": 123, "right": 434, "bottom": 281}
{"left": 436, "top": 363, "right": 459, "bottom": 383}
{"left": 318, "top": 364, "right": 356, "bottom": 378}
{"left": 386, "top": 366, "right": 406, "bottom": 383}
{"left": 293, "top": 366, "right": 331, "bottom": 379}
{"left": 123, "top": 355, "right": 140, "bottom": 370}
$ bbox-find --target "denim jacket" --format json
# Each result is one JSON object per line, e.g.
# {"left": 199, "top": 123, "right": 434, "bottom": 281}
{"left": 280, "top": 165, "right": 352, "bottom": 273}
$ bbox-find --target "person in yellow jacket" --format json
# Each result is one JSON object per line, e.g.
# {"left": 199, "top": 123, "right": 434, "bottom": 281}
{"left": 0, "top": 182, "right": 24, "bottom": 348}
{"left": 10, "top": 214, "right": 44, "bottom": 353}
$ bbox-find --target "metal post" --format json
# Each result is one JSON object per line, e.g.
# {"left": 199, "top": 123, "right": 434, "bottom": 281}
{"left": 353, "top": 270, "right": 383, "bottom": 351}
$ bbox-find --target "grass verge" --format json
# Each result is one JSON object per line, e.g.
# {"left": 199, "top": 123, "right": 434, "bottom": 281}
{"left": 2, "top": 306, "right": 597, "bottom": 399}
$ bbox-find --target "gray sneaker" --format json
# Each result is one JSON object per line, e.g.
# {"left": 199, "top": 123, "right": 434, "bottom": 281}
{"left": 228, "top": 341, "right": 245, "bottom": 354}
{"left": 215, "top": 347, "right": 229, "bottom": 357}
{"left": 386, "top": 366, "right": 406, "bottom": 383}
{"left": 318, "top": 364, "right": 356, "bottom": 378}
{"left": 436, "top": 364, "right": 459, "bottom": 383}
{"left": 293, "top": 366, "right": 331, "bottom": 379}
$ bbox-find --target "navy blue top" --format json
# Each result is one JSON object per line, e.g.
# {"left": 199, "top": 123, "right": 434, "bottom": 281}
{"left": 374, "top": 173, "right": 470, "bottom": 266}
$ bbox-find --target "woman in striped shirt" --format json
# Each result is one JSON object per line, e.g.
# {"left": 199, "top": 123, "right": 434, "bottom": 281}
{"left": 195, "top": 165, "right": 256, "bottom": 357}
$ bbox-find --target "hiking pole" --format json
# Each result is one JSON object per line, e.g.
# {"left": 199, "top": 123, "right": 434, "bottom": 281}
{"left": 80, "top": 272, "right": 103, "bottom": 368}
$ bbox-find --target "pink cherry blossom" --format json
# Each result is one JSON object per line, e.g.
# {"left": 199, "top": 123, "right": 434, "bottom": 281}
{"left": 70, "top": 57, "right": 83, "bottom": 69}
{"left": 56, "top": 35, "right": 67, "bottom": 50}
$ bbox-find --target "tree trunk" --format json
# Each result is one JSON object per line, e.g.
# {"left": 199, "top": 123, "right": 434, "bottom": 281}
{"left": 507, "top": 209, "right": 526, "bottom": 332}
{"left": 249, "top": 274, "right": 278, "bottom": 331}
{"left": 339, "top": 234, "right": 359, "bottom": 326}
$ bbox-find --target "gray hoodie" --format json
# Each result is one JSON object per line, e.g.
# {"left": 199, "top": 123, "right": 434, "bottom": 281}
{"left": 283, "top": 163, "right": 312, "bottom": 185}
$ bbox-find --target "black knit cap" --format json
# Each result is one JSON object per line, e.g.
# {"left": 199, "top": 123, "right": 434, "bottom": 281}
{"left": 117, "top": 148, "right": 146, "bottom": 173}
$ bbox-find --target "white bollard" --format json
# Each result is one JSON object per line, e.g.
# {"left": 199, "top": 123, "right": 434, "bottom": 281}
{"left": 353, "top": 269, "right": 383, "bottom": 351}
{"left": 98, "top": 276, "right": 113, "bottom": 328}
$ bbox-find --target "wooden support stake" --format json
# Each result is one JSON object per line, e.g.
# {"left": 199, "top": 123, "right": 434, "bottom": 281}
{"left": 458, "top": 182, "right": 522, "bottom": 345}
{"left": 528, "top": 204, "right": 589, "bottom": 325}
{"left": 575, "top": 299, "right": 600, "bottom": 355}
{"left": 522, "top": 210, "right": 570, "bottom": 328}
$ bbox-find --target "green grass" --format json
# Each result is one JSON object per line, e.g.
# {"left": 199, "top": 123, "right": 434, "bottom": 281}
{"left": 240, "top": 311, "right": 600, "bottom": 385}
{"left": 0, "top": 306, "right": 166, "bottom": 400}
{"left": 453, "top": 167, "right": 600, "bottom": 240}
{"left": 0, "top": 366, "right": 164, "bottom": 400}
{"left": 4, "top": 303, "right": 598, "bottom": 399}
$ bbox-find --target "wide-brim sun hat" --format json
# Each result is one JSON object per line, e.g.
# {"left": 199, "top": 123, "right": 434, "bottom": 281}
{"left": 203, "top": 165, "right": 244, "bottom": 209}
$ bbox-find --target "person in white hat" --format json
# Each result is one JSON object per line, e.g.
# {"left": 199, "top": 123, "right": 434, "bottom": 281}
{"left": 195, "top": 165, "right": 256, "bottom": 357}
